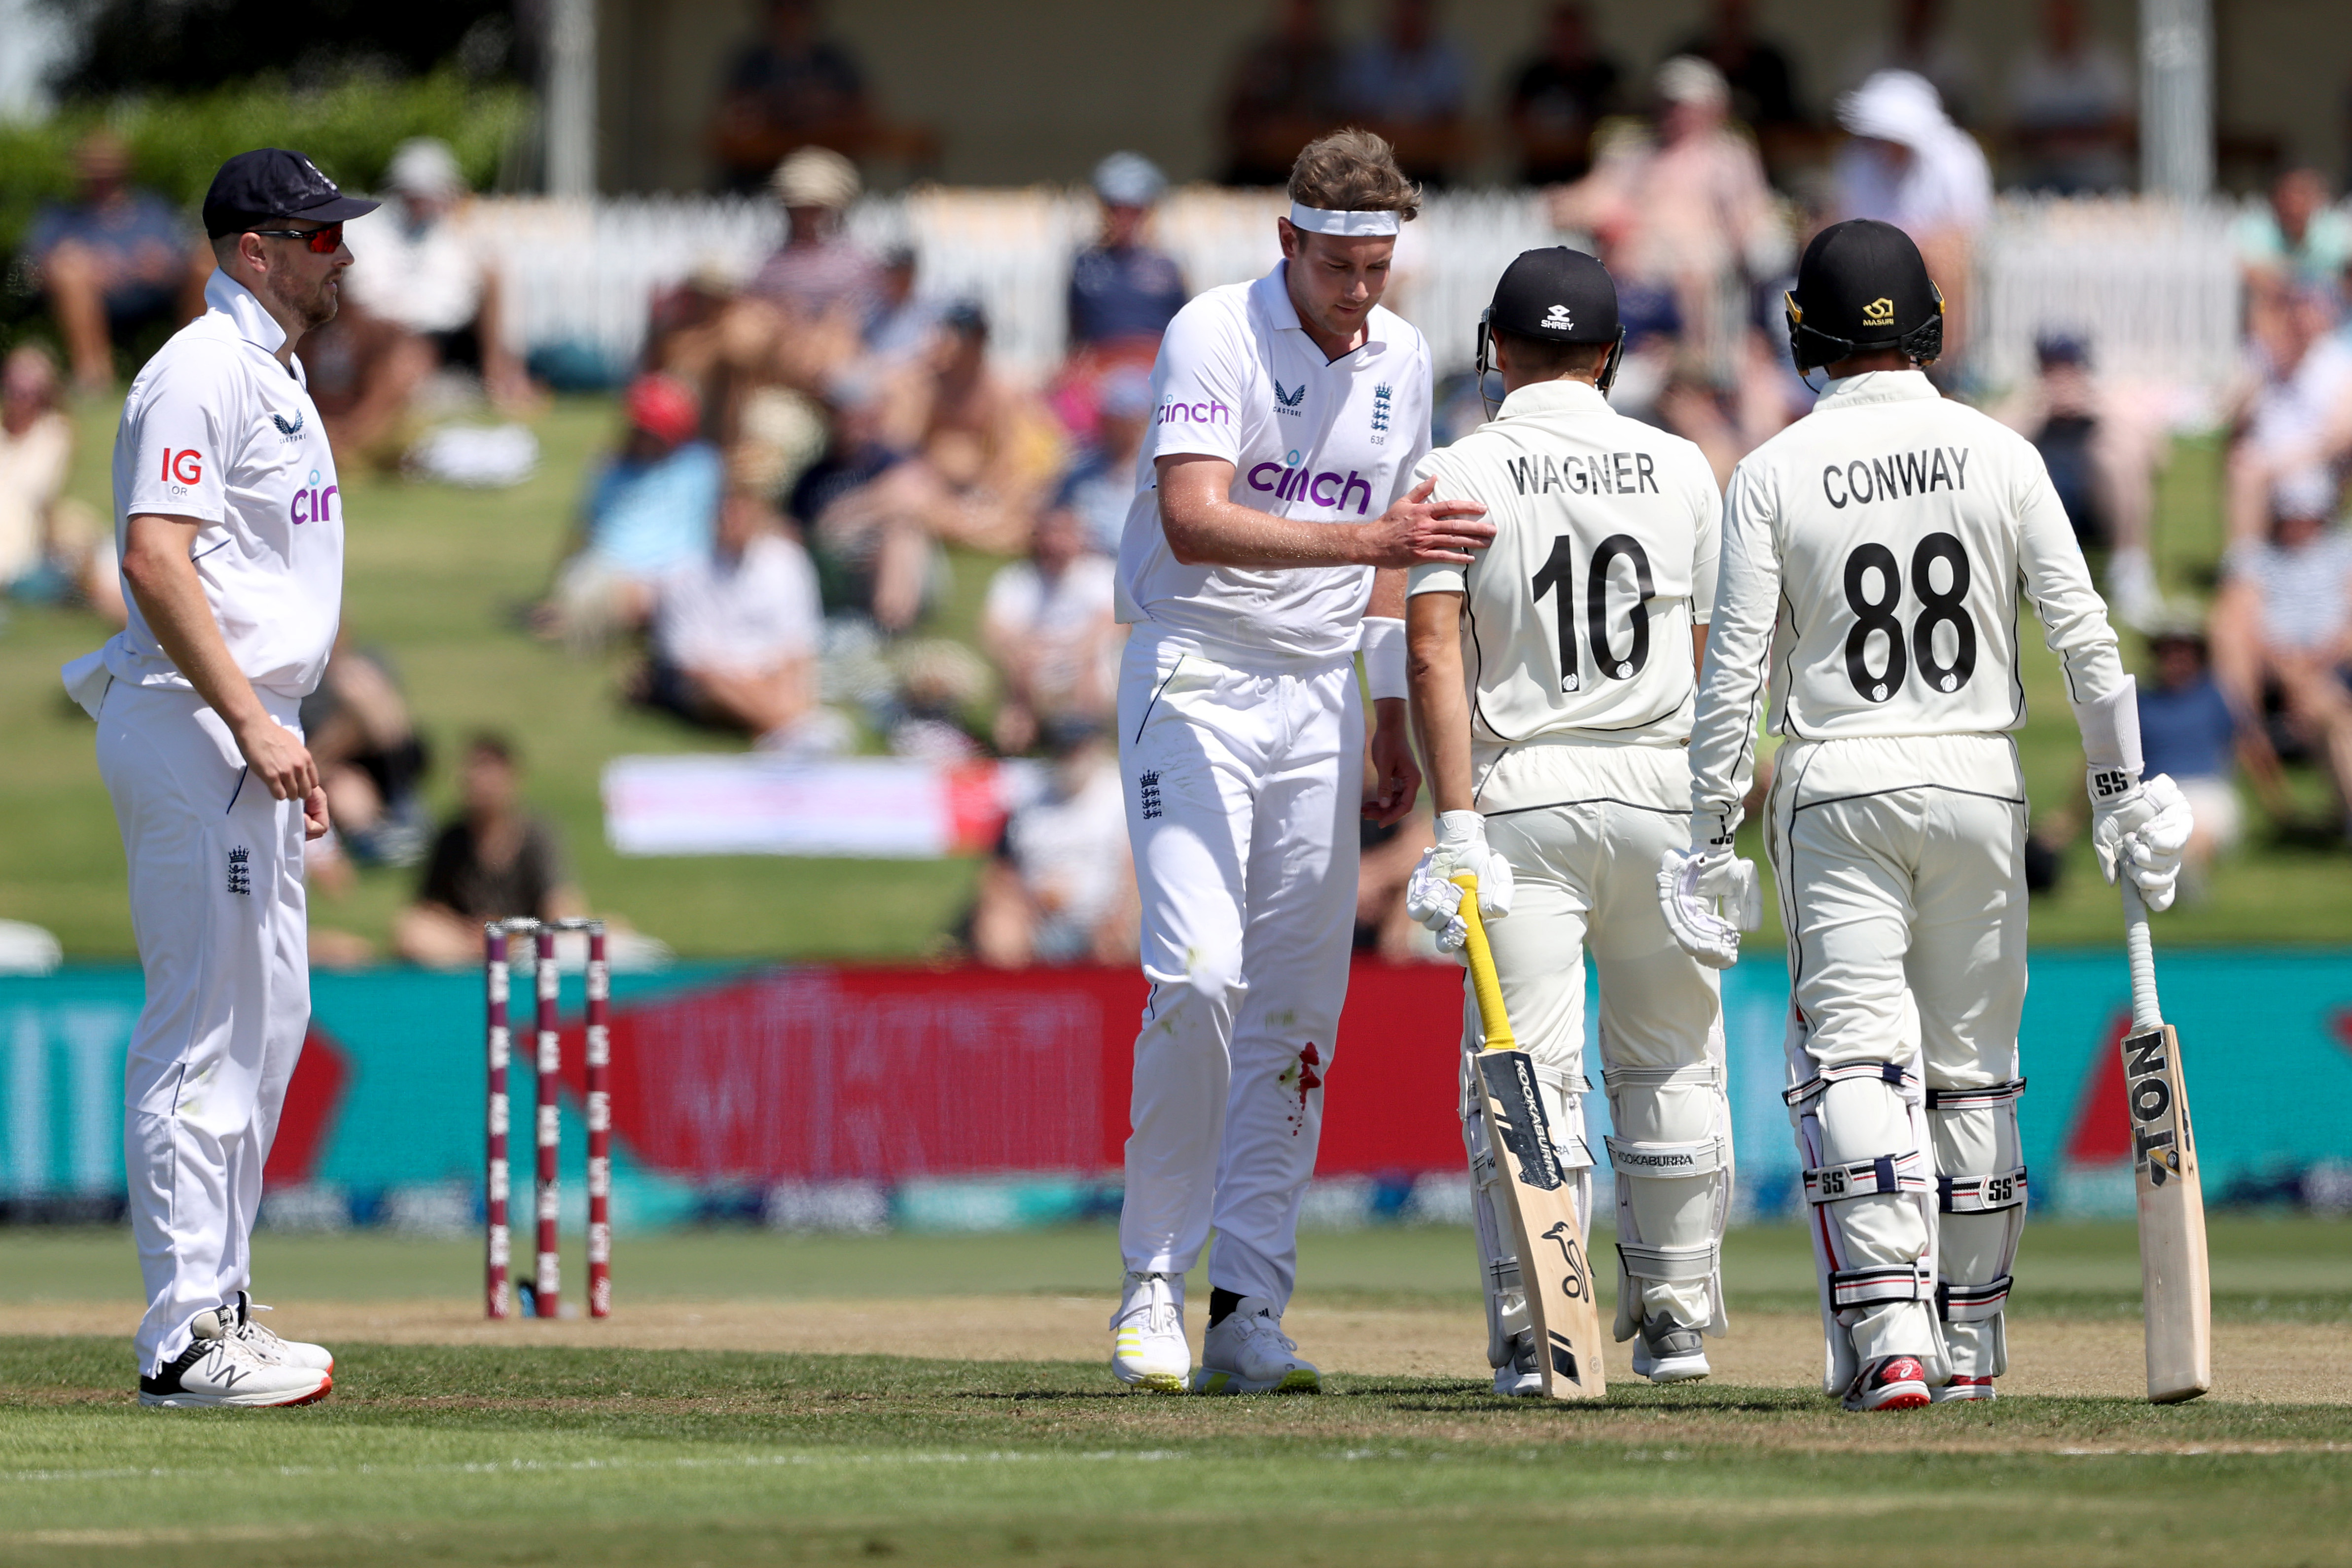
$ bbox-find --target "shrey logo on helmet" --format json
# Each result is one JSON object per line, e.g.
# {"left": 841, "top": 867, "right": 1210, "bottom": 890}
{"left": 1543, "top": 304, "right": 1574, "bottom": 331}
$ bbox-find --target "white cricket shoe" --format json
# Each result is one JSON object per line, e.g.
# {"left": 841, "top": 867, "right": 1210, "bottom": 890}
{"left": 228, "top": 1291, "right": 334, "bottom": 1373}
{"left": 1192, "top": 1296, "right": 1319, "bottom": 1394}
{"left": 138, "top": 1309, "right": 332, "bottom": 1408}
{"left": 1629, "top": 1316, "right": 1711, "bottom": 1384}
{"left": 1110, "top": 1271, "right": 1189, "bottom": 1392}
{"left": 1493, "top": 1333, "right": 1543, "bottom": 1397}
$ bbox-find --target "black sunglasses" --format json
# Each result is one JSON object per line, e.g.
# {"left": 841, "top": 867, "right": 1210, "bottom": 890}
{"left": 247, "top": 222, "right": 344, "bottom": 254}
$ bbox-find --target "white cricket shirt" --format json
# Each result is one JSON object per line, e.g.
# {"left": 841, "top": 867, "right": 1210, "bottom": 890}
{"left": 1114, "top": 263, "right": 1432, "bottom": 663}
{"left": 1408, "top": 378, "right": 1721, "bottom": 770}
{"left": 98, "top": 270, "right": 345, "bottom": 700}
{"left": 1688, "top": 369, "right": 2127, "bottom": 834}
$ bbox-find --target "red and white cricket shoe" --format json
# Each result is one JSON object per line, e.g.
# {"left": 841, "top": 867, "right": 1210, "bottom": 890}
{"left": 1843, "top": 1354, "right": 1932, "bottom": 1412}
{"left": 1932, "top": 1374, "right": 1996, "bottom": 1403}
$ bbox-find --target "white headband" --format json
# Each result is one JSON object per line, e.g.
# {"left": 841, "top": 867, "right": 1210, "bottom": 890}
{"left": 1287, "top": 202, "right": 1401, "bottom": 237}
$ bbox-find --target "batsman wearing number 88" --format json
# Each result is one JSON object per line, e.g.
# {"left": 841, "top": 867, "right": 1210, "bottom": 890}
{"left": 1672, "top": 219, "right": 2195, "bottom": 1411}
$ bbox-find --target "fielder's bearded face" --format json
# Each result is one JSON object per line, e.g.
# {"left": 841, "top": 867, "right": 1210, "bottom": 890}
{"left": 1279, "top": 224, "right": 1396, "bottom": 342}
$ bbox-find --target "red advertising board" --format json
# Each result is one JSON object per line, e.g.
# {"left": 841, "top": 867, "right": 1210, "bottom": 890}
{"left": 585, "top": 960, "right": 1470, "bottom": 1183}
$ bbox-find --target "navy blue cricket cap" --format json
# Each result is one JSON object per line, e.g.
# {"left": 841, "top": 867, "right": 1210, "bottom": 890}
{"left": 202, "top": 148, "right": 379, "bottom": 238}
{"left": 1487, "top": 246, "right": 1619, "bottom": 344}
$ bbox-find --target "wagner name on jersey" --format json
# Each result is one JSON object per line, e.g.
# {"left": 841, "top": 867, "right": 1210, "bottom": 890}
{"left": 1689, "top": 371, "right": 2127, "bottom": 821}
{"left": 1409, "top": 379, "right": 1721, "bottom": 794}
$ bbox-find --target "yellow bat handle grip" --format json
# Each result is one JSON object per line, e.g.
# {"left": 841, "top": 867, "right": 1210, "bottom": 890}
{"left": 1452, "top": 871, "right": 1516, "bottom": 1051}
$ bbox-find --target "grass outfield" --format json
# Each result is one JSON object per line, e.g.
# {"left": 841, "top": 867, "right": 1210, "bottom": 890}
{"left": 1, "top": 1221, "right": 2349, "bottom": 1566}
{"left": 4, "top": 397, "right": 2351, "bottom": 957}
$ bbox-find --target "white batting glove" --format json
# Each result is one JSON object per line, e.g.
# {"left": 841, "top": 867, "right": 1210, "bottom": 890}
{"left": 2091, "top": 771, "right": 2193, "bottom": 913}
{"left": 1405, "top": 811, "right": 1515, "bottom": 952}
{"left": 1657, "top": 840, "right": 1760, "bottom": 970}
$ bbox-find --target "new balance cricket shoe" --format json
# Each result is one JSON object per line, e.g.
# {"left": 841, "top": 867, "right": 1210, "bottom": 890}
{"left": 1110, "top": 1271, "right": 1189, "bottom": 1392}
{"left": 230, "top": 1291, "right": 334, "bottom": 1373}
{"left": 138, "top": 1310, "right": 332, "bottom": 1408}
{"left": 1932, "top": 1374, "right": 1996, "bottom": 1403}
{"left": 1842, "top": 1354, "right": 1932, "bottom": 1412}
{"left": 1493, "top": 1333, "right": 1543, "bottom": 1397}
{"left": 1193, "top": 1296, "right": 1319, "bottom": 1394}
{"left": 1629, "top": 1316, "right": 1711, "bottom": 1384}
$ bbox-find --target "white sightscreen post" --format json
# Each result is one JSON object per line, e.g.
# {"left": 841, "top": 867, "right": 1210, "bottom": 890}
{"left": 2140, "top": 0, "right": 2213, "bottom": 200}
{"left": 545, "top": 0, "right": 598, "bottom": 198}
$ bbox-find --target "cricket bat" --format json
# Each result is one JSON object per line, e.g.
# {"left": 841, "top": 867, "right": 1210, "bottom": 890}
{"left": 1453, "top": 872, "right": 1606, "bottom": 1401}
{"left": 2119, "top": 879, "right": 2211, "bottom": 1404}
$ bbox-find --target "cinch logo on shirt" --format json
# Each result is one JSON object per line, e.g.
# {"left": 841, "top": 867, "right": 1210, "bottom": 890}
{"left": 289, "top": 468, "right": 338, "bottom": 525}
{"left": 1160, "top": 397, "right": 1230, "bottom": 425}
{"left": 1246, "top": 452, "right": 1374, "bottom": 513}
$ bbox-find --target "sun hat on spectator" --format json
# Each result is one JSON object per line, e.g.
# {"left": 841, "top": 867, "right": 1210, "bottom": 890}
{"left": 625, "top": 373, "right": 701, "bottom": 447}
{"left": 1837, "top": 70, "right": 1950, "bottom": 149}
{"left": 771, "top": 146, "right": 861, "bottom": 210}
{"left": 386, "top": 138, "right": 466, "bottom": 200}
{"left": 1092, "top": 151, "right": 1167, "bottom": 209}
{"left": 1654, "top": 56, "right": 1730, "bottom": 111}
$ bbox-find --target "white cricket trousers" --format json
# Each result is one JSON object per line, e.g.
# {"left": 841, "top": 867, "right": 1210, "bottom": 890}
{"left": 1477, "top": 743, "right": 1730, "bottom": 1339}
{"left": 1116, "top": 630, "right": 1361, "bottom": 1310}
{"left": 95, "top": 679, "right": 309, "bottom": 1377}
{"left": 1768, "top": 734, "right": 2030, "bottom": 1387}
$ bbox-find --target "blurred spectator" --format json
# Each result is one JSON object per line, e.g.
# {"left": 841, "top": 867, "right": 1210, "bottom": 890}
{"left": 634, "top": 489, "right": 847, "bottom": 754}
{"left": 969, "top": 721, "right": 1138, "bottom": 968}
{"left": 21, "top": 130, "right": 207, "bottom": 394}
{"left": 2004, "top": 0, "right": 2134, "bottom": 195}
{"left": 888, "top": 300, "right": 1067, "bottom": 554}
{"left": 395, "top": 735, "right": 588, "bottom": 967}
{"left": 301, "top": 636, "right": 431, "bottom": 868}
{"left": 1068, "top": 154, "right": 1187, "bottom": 362}
{"left": 2210, "top": 480, "right": 2352, "bottom": 837}
{"left": 886, "top": 640, "right": 991, "bottom": 763}
{"left": 315, "top": 138, "right": 533, "bottom": 457}
{"left": 1991, "top": 332, "right": 2165, "bottom": 628}
{"left": 1356, "top": 811, "right": 1438, "bottom": 962}
{"left": 1669, "top": 0, "right": 1806, "bottom": 151}
{"left": 790, "top": 383, "right": 933, "bottom": 632}
{"left": 543, "top": 375, "right": 722, "bottom": 647}
{"left": 0, "top": 343, "right": 121, "bottom": 622}
{"left": 1841, "top": 0, "right": 1979, "bottom": 128}
{"left": 1222, "top": 0, "right": 1347, "bottom": 186}
{"left": 866, "top": 244, "right": 940, "bottom": 365}
{"left": 981, "top": 503, "right": 1119, "bottom": 755}
{"left": 1503, "top": 1, "right": 1624, "bottom": 185}
{"left": 735, "top": 147, "right": 884, "bottom": 395}
{"left": 1057, "top": 366, "right": 1153, "bottom": 556}
{"left": 1552, "top": 58, "right": 1787, "bottom": 396}
{"left": 1832, "top": 70, "right": 1992, "bottom": 373}
{"left": 710, "top": 0, "right": 873, "bottom": 193}
{"left": 2234, "top": 169, "right": 2352, "bottom": 291}
{"left": 2222, "top": 281, "right": 2352, "bottom": 550}
{"left": 2138, "top": 618, "right": 2293, "bottom": 885}
{"left": 1341, "top": 0, "right": 1472, "bottom": 186}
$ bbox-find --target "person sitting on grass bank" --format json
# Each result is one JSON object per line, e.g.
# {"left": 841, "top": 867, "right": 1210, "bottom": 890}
{"left": 395, "top": 733, "right": 589, "bottom": 966}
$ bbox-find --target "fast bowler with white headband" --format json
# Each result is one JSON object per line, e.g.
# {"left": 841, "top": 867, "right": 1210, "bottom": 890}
{"left": 1106, "top": 129, "right": 1494, "bottom": 1397}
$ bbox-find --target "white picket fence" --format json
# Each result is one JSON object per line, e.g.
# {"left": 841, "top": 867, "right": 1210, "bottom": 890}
{"left": 467, "top": 189, "right": 2254, "bottom": 394}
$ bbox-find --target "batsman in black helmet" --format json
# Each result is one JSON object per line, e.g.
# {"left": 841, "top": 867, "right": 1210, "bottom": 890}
{"left": 1401, "top": 246, "right": 1737, "bottom": 1395}
{"left": 1671, "top": 218, "right": 2195, "bottom": 1411}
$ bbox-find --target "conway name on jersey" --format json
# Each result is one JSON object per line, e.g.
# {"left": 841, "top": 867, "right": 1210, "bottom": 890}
{"left": 1408, "top": 378, "right": 1720, "bottom": 800}
{"left": 1689, "top": 371, "right": 2126, "bottom": 820}
{"left": 1115, "top": 267, "right": 1432, "bottom": 661}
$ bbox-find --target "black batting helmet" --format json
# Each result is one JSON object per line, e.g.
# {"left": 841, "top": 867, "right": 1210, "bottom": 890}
{"left": 1784, "top": 218, "right": 1944, "bottom": 374}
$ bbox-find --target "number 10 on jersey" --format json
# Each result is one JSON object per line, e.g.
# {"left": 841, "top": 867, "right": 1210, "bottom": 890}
{"left": 1532, "top": 533, "right": 1655, "bottom": 694}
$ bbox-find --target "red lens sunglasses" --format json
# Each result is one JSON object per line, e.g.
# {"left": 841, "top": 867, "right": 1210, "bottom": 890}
{"left": 247, "top": 223, "right": 344, "bottom": 254}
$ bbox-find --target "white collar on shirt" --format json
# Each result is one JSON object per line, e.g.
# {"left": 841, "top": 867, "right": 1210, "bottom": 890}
{"left": 1495, "top": 378, "right": 1611, "bottom": 420}
{"left": 203, "top": 268, "right": 290, "bottom": 358}
{"left": 1813, "top": 368, "right": 1941, "bottom": 410}
{"left": 1253, "top": 262, "right": 1390, "bottom": 359}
